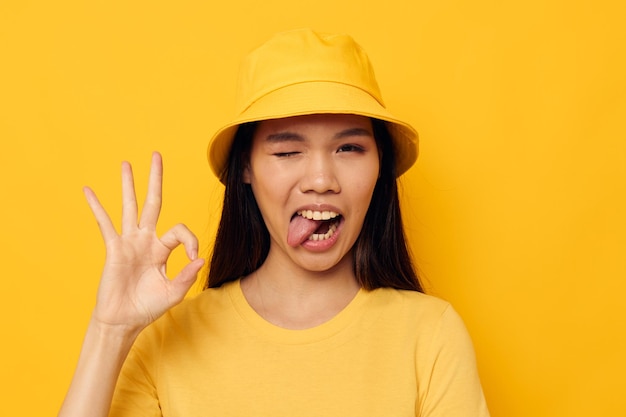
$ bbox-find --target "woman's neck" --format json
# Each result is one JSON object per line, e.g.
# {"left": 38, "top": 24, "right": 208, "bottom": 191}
{"left": 240, "top": 254, "right": 360, "bottom": 330}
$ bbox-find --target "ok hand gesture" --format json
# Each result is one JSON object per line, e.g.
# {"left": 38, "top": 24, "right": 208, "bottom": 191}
{"left": 83, "top": 152, "right": 204, "bottom": 333}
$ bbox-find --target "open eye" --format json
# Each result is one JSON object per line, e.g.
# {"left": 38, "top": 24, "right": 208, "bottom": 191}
{"left": 337, "top": 144, "right": 365, "bottom": 153}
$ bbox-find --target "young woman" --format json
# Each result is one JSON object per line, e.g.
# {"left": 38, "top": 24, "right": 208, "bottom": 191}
{"left": 59, "top": 29, "right": 489, "bottom": 417}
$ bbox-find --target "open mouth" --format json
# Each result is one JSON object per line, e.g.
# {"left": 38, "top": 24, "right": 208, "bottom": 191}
{"left": 287, "top": 210, "right": 343, "bottom": 247}
{"left": 296, "top": 210, "right": 341, "bottom": 241}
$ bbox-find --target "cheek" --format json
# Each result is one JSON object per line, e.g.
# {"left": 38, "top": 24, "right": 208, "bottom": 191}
{"left": 360, "top": 163, "right": 380, "bottom": 208}
{"left": 249, "top": 174, "right": 291, "bottom": 227}
{"left": 250, "top": 180, "right": 275, "bottom": 212}
{"left": 344, "top": 173, "right": 379, "bottom": 217}
{"left": 353, "top": 158, "right": 380, "bottom": 193}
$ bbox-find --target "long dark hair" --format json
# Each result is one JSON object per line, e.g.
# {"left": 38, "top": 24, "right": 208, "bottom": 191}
{"left": 206, "top": 118, "right": 422, "bottom": 292}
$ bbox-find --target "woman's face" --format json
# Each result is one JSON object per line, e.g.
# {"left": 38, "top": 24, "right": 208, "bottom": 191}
{"left": 244, "top": 113, "right": 380, "bottom": 274}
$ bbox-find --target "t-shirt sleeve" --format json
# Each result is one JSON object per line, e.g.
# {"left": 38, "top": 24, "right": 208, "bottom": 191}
{"left": 416, "top": 304, "right": 490, "bottom": 417}
{"left": 109, "top": 326, "right": 163, "bottom": 417}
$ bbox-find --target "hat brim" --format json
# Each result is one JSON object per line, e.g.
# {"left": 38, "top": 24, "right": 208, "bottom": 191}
{"left": 208, "top": 81, "right": 418, "bottom": 181}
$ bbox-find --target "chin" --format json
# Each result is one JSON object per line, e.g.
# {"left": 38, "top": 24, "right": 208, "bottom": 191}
{"left": 291, "top": 249, "right": 353, "bottom": 275}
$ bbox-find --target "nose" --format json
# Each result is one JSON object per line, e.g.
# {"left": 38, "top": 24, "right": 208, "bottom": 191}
{"left": 299, "top": 153, "right": 340, "bottom": 194}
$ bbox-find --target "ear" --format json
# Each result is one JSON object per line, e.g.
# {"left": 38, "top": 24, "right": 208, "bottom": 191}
{"left": 242, "top": 163, "right": 252, "bottom": 184}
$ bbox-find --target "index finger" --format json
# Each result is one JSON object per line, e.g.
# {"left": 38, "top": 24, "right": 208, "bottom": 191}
{"left": 138, "top": 152, "right": 163, "bottom": 230}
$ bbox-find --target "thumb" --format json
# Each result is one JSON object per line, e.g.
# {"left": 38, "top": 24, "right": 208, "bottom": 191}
{"left": 168, "top": 258, "right": 205, "bottom": 302}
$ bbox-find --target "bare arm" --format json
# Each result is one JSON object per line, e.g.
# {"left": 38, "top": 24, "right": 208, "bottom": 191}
{"left": 58, "top": 153, "right": 205, "bottom": 417}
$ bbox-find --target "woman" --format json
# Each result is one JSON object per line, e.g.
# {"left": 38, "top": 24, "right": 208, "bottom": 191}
{"left": 59, "top": 29, "right": 489, "bottom": 416}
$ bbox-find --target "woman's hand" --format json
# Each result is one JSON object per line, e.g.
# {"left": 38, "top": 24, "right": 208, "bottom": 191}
{"left": 58, "top": 152, "right": 203, "bottom": 417}
{"left": 83, "top": 152, "right": 204, "bottom": 333}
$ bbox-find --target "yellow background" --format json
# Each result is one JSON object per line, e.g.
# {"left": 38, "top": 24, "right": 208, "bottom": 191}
{"left": 1, "top": 0, "right": 624, "bottom": 415}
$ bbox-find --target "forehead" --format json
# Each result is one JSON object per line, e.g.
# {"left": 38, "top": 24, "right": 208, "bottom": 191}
{"left": 253, "top": 114, "right": 373, "bottom": 140}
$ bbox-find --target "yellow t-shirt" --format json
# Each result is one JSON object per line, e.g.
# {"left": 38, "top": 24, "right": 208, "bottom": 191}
{"left": 110, "top": 280, "right": 489, "bottom": 417}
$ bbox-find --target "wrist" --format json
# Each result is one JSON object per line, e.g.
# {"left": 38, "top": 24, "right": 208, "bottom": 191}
{"left": 88, "top": 315, "right": 144, "bottom": 345}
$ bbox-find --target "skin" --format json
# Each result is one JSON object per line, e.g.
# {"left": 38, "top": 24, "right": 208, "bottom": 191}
{"left": 58, "top": 113, "right": 381, "bottom": 415}
{"left": 58, "top": 153, "right": 204, "bottom": 417}
{"left": 241, "top": 114, "right": 380, "bottom": 329}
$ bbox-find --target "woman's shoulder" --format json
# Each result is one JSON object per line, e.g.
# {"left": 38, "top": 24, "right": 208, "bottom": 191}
{"left": 140, "top": 281, "right": 237, "bottom": 336}
{"left": 367, "top": 287, "right": 470, "bottom": 336}
{"left": 173, "top": 280, "right": 238, "bottom": 316}
{"left": 371, "top": 287, "right": 451, "bottom": 316}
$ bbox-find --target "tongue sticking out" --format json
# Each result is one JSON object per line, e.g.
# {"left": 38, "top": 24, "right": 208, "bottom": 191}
{"left": 287, "top": 215, "right": 322, "bottom": 247}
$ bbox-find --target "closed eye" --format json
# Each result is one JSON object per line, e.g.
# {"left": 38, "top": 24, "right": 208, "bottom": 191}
{"left": 273, "top": 151, "right": 300, "bottom": 158}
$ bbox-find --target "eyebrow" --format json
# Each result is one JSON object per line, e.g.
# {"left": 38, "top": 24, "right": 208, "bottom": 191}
{"left": 332, "top": 127, "right": 373, "bottom": 140}
{"left": 265, "top": 127, "right": 373, "bottom": 143}
{"left": 265, "top": 132, "right": 305, "bottom": 143}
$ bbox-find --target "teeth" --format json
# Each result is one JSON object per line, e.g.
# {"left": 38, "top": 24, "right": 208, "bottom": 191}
{"left": 295, "top": 210, "right": 341, "bottom": 242}
{"left": 297, "top": 210, "right": 339, "bottom": 220}
{"left": 308, "top": 222, "right": 338, "bottom": 241}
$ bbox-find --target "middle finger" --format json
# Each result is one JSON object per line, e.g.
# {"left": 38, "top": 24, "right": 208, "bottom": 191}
{"left": 138, "top": 152, "right": 164, "bottom": 230}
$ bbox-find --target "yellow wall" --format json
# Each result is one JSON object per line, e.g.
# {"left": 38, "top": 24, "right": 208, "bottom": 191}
{"left": 1, "top": 1, "right": 624, "bottom": 415}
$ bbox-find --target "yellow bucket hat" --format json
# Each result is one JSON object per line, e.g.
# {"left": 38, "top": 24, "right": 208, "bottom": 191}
{"left": 207, "top": 29, "right": 419, "bottom": 180}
